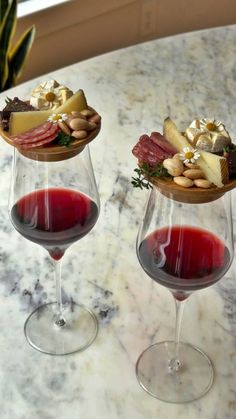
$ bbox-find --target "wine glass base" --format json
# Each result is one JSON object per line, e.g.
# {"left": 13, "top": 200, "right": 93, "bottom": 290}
{"left": 24, "top": 302, "right": 98, "bottom": 355}
{"left": 136, "top": 341, "right": 214, "bottom": 403}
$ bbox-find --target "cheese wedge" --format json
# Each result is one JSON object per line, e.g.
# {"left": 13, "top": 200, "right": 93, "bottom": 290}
{"left": 164, "top": 117, "right": 190, "bottom": 150}
{"left": 163, "top": 117, "right": 228, "bottom": 187}
{"left": 10, "top": 89, "right": 88, "bottom": 135}
{"left": 197, "top": 152, "right": 228, "bottom": 187}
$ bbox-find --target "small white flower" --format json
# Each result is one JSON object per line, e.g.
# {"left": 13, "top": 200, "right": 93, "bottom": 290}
{"left": 179, "top": 147, "right": 200, "bottom": 164}
{"left": 48, "top": 113, "right": 68, "bottom": 124}
{"left": 199, "top": 118, "right": 224, "bottom": 133}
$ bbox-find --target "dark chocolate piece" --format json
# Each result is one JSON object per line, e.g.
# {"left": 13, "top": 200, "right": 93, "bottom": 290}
{"left": 0, "top": 97, "right": 36, "bottom": 131}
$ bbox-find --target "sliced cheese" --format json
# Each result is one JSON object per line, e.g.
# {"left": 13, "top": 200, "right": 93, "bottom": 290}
{"left": 10, "top": 110, "right": 51, "bottom": 136}
{"left": 164, "top": 117, "right": 190, "bottom": 150}
{"left": 163, "top": 117, "right": 228, "bottom": 187}
{"left": 198, "top": 152, "right": 228, "bottom": 187}
{"left": 10, "top": 89, "right": 88, "bottom": 135}
{"left": 56, "top": 89, "right": 87, "bottom": 114}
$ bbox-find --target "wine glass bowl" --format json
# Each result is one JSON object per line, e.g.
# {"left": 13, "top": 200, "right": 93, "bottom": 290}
{"left": 136, "top": 186, "right": 234, "bottom": 402}
{"left": 9, "top": 145, "right": 100, "bottom": 355}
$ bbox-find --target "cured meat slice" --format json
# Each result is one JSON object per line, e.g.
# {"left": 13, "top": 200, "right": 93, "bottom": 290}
{"left": 13, "top": 122, "right": 59, "bottom": 144}
{"left": 20, "top": 132, "right": 58, "bottom": 149}
{"left": 150, "top": 132, "right": 177, "bottom": 155}
{"left": 11, "top": 121, "right": 52, "bottom": 141}
{"left": 132, "top": 133, "right": 176, "bottom": 168}
{"left": 11, "top": 120, "right": 61, "bottom": 149}
{"left": 132, "top": 134, "right": 163, "bottom": 167}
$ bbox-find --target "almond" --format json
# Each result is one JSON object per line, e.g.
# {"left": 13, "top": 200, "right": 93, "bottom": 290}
{"left": 69, "top": 118, "right": 89, "bottom": 131}
{"left": 87, "top": 122, "right": 97, "bottom": 131}
{"left": 163, "top": 158, "right": 184, "bottom": 176}
{"left": 71, "top": 130, "right": 88, "bottom": 139}
{"left": 194, "top": 179, "right": 212, "bottom": 188}
{"left": 58, "top": 121, "right": 71, "bottom": 135}
{"left": 71, "top": 111, "right": 87, "bottom": 120}
{"left": 88, "top": 114, "right": 101, "bottom": 124}
{"left": 173, "top": 176, "right": 194, "bottom": 188}
{"left": 80, "top": 109, "right": 94, "bottom": 118}
{"left": 184, "top": 162, "right": 200, "bottom": 169}
{"left": 183, "top": 169, "right": 205, "bottom": 179}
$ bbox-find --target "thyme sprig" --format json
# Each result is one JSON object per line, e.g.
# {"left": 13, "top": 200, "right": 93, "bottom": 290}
{"left": 57, "top": 131, "right": 74, "bottom": 147}
{"left": 131, "top": 162, "right": 170, "bottom": 190}
{"left": 131, "top": 168, "right": 153, "bottom": 189}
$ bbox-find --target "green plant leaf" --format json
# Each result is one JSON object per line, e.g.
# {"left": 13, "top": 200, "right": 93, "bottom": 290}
{"left": 4, "top": 25, "right": 35, "bottom": 89}
{"left": 56, "top": 130, "right": 74, "bottom": 147}
{"left": 0, "top": 0, "right": 9, "bottom": 24}
{"left": 0, "top": 0, "right": 17, "bottom": 90}
{"left": 131, "top": 163, "right": 170, "bottom": 190}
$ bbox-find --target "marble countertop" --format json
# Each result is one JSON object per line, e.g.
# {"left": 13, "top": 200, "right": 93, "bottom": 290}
{"left": 0, "top": 24, "right": 236, "bottom": 419}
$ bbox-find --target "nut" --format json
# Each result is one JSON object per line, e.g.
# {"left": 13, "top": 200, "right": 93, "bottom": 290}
{"left": 71, "top": 111, "right": 87, "bottom": 120}
{"left": 64, "top": 116, "right": 74, "bottom": 127}
{"left": 80, "top": 109, "right": 94, "bottom": 117}
{"left": 69, "top": 118, "right": 90, "bottom": 131}
{"left": 58, "top": 121, "right": 71, "bottom": 135}
{"left": 173, "top": 176, "right": 194, "bottom": 188}
{"left": 194, "top": 179, "right": 212, "bottom": 188}
{"left": 88, "top": 114, "right": 101, "bottom": 124}
{"left": 163, "top": 158, "right": 184, "bottom": 176}
{"left": 183, "top": 169, "right": 205, "bottom": 179}
{"left": 184, "top": 162, "right": 200, "bottom": 169}
{"left": 71, "top": 130, "right": 88, "bottom": 139}
{"left": 173, "top": 153, "right": 181, "bottom": 159}
{"left": 87, "top": 122, "right": 98, "bottom": 131}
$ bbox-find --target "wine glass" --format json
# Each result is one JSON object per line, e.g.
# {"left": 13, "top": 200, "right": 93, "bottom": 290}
{"left": 9, "top": 145, "right": 100, "bottom": 355}
{"left": 136, "top": 186, "right": 234, "bottom": 403}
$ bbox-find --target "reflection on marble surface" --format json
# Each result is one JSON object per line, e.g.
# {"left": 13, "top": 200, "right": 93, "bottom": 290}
{"left": 0, "top": 24, "right": 235, "bottom": 419}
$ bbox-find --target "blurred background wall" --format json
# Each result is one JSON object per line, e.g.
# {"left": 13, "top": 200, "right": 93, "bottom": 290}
{"left": 15, "top": 0, "right": 236, "bottom": 84}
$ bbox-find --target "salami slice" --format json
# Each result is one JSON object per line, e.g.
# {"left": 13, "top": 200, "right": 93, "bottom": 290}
{"left": 20, "top": 132, "right": 58, "bottom": 149}
{"left": 13, "top": 123, "right": 59, "bottom": 144}
{"left": 132, "top": 133, "right": 176, "bottom": 168}
{"left": 150, "top": 132, "right": 177, "bottom": 155}
{"left": 11, "top": 121, "right": 52, "bottom": 142}
{"left": 132, "top": 135, "right": 160, "bottom": 167}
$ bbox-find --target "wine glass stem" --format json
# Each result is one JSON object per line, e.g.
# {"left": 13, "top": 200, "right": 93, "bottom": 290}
{"left": 53, "top": 258, "right": 66, "bottom": 327}
{"left": 168, "top": 297, "right": 186, "bottom": 372}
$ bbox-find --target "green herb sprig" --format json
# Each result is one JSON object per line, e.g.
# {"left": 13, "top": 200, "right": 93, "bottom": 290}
{"left": 57, "top": 131, "right": 74, "bottom": 147}
{"left": 131, "top": 163, "right": 170, "bottom": 190}
{"left": 131, "top": 168, "right": 153, "bottom": 189}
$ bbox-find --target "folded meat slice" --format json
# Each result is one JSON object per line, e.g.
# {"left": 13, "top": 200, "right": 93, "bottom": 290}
{"left": 20, "top": 132, "right": 59, "bottom": 149}
{"left": 11, "top": 121, "right": 52, "bottom": 142}
{"left": 12, "top": 122, "right": 59, "bottom": 144}
{"left": 10, "top": 121, "right": 60, "bottom": 149}
{"left": 150, "top": 132, "right": 177, "bottom": 155}
{"left": 132, "top": 132, "right": 177, "bottom": 168}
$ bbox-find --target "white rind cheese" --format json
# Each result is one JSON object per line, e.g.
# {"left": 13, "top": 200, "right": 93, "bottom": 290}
{"left": 30, "top": 80, "right": 73, "bottom": 110}
{"left": 186, "top": 118, "right": 231, "bottom": 153}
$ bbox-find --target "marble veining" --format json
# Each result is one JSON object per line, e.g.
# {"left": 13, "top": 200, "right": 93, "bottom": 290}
{"left": 0, "top": 25, "right": 236, "bottom": 419}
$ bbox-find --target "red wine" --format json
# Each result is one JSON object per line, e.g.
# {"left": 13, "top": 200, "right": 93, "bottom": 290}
{"left": 138, "top": 226, "right": 230, "bottom": 292}
{"left": 11, "top": 188, "right": 99, "bottom": 260}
